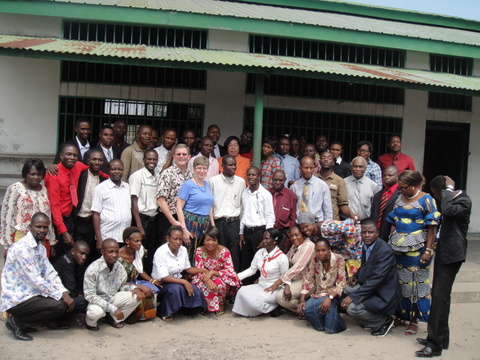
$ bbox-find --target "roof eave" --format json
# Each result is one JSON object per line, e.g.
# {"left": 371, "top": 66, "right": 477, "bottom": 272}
{"left": 1, "top": 1, "right": 479, "bottom": 59}
{"left": 0, "top": 47, "right": 478, "bottom": 97}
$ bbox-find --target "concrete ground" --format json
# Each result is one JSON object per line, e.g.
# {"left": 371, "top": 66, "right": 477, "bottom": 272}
{"left": 0, "top": 241, "right": 479, "bottom": 360}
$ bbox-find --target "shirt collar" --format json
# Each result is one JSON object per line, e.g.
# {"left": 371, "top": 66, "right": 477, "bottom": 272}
{"left": 106, "top": 178, "right": 127, "bottom": 189}
{"left": 76, "top": 136, "right": 90, "bottom": 150}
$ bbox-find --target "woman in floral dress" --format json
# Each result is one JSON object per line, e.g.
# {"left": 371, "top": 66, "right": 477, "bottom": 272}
{"left": 192, "top": 226, "right": 240, "bottom": 316}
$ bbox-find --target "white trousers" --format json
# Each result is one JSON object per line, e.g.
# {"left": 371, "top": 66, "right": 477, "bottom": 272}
{"left": 86, "top": 291, "right": 140, "bottom": 326}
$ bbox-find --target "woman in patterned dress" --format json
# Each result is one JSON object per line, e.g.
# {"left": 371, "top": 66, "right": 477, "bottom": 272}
{"left": 386, "top": 170, "right": 440, "bottom": 335}
{"left": 192, "top": 226, "right": 240, "bottom": 316}
{"left": 0, "top": 159, "right": 55, "bottom": 258}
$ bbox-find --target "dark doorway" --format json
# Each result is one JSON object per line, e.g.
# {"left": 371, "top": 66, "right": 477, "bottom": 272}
{"left": 423, "top": 121, "right": 470, "bottom": 191}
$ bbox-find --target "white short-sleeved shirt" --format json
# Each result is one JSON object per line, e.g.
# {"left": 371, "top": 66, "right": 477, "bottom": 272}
{"left": 91, "top": 179, "right": 131, "bottom": 243}
{"left": 128, "top": 167, "right": 159, "bottom": 217}
{"left": 151, "top": 243, "right": 191, "bottom": 280}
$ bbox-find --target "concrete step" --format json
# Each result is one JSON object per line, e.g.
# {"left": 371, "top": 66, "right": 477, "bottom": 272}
{"left": 451, "top": 281, "right": 480, "bottom": 303}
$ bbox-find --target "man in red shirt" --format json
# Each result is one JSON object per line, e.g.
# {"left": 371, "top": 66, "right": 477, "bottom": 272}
{"left": 370, "top": 166, "right": 401, "bottom": 241}
{"left": 377, "top": 135, "right": 416, "bottom": 174}
{"left": 268, "top": 170, "right": 297, "bottom": 251}
{"left": 45, "top": 144, "right": 92, "bottom": 258}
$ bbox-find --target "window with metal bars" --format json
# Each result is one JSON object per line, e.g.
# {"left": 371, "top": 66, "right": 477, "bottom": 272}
{"left": 245, "top": 74, "right": 404, "bottom": 104}
{"left": 428, "top": 54, "right": 472, "bottom": 111}
{"left": 249, "top": 35, "right": 405, "bottom": 67}
{"left": 63, "top": 21, "right": 207, "bottom": 48}
{"left": 244, "top": 107, "right": 402, "bottom": 161}
{"left": 58, "top": 97, "right": 204, "bottom": 147}
{"left": 61, "top": 20, "right": 207, "bottom": 88}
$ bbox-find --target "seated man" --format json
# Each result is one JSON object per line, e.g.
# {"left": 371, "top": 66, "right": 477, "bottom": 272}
{"left": 1, "top": 212, "right": 74, "bottom": 341}
{"left": 83, "top": 238, "right": 142, "bottom": 331}
{"left": 53, "top": 241, "right": 91, "bottom": 316}
{"left": 340, "top": 219, "right": 401, "bottom": 337}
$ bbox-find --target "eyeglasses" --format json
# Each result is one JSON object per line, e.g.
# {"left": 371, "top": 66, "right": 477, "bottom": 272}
{"left": 397, "top": 186, "right": 410, "bottom": 191}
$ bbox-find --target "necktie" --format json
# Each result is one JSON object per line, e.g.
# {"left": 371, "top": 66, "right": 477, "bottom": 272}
{"left": 273, "top": 192, "right": 278, "bottom": 208}
{"left": 299, "top": 181, "right": 309, "bottom": 212}
{"left": 69, "top": 172, "right": 78, "bottom": 207}
{"left": 106, "top": 149, "right": 112, "bottom": 162}
{"left": 377, "top": 189, "right": 390, "bottom": 228}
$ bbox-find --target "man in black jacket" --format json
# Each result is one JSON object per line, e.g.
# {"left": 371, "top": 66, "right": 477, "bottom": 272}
{"left": 341, "top": 219, "right": 401, "bottom": 337}
{"left": 415, "top": 175, "right": 472, "bottom": 358}
{"left": 54, "top": 117, "right": 92, "bottom": 163}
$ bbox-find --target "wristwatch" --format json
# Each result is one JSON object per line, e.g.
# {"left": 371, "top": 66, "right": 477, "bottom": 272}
{"left": 328, "top": 294, "right": 334, "bottom": 300}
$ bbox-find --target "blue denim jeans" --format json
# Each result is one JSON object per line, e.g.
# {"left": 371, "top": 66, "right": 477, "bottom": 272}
{"left": 304, "top": 296, "right": 346, "bottom": 334}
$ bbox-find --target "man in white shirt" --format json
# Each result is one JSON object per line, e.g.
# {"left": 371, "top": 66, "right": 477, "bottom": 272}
{"left": 274, "top": 136, "right": 300, "bottom": 187}
{"left": 91, "top": 160, "right": 131, "bottom": 252}
{"left": 239, "top": 167, "right": 275, "bottom": 280}
{"left": 209, "top": 155, "right": 245, "bottom": 271}
{"left": 291, "top": 157, "right": 333, "bottom": 222}
{"left": 188, "top": 136, "right": 219, "bottom": 181}
{"left": 129, "top": 150, "right": 160, "bottom": 274}
{"left": 154, "top": 128, "right": 177, "bottom": 175}
{"left": 345, "top": 156, "right": 379, "bottom": 221}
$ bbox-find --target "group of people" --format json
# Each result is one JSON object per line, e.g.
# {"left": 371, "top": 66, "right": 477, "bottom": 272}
{"left": 0, "top": 118, "right": 472, "bottom": 358}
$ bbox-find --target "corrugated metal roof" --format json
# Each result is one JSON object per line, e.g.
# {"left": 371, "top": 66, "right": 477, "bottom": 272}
{"left": 0, "top": 35, "right": 478, "bottom": 94}
{"left": 45, "top": 0, "right": 480, "bottom": 47}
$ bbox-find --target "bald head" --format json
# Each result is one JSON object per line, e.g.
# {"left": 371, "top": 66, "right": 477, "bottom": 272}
{"left": 102, "top": 238, "right": 118, "bottom": 250}
{"left": 300, "top": 156, "right": 315, "bottom": 180}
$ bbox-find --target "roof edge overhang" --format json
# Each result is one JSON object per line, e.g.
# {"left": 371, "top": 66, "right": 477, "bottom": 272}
{"left": 234, "top": 0, "right": 480, "bottom": 32}
{"left": 0, "top": 35, "right": 478, "bottom": 97}
{"left": 1, "top": 1, "right": 479, "bottom": 59}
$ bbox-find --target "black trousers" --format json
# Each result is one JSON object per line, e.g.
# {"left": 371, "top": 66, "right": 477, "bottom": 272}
{"left": 139, "top": 213, "right": 159, "bottom": 276}
{"left": 8, "top": 296, "right": 67, "bottom": 328}
{"left": 157, "top": 212, "right": 178, "bottom": 247}
{"left": 215, "top": 218, "right": 240, "bottom": 272}
{"left": 53, "top": 215, "right": 75, "bottom": 261}
{"left": 240, "top": 226, "right": 265, "bottom": 284}
{"left": 74, "top": 215, "right": 99, "bottom": 264}
{"left": 426, "top": 259, "right": 463, "bottom": 351}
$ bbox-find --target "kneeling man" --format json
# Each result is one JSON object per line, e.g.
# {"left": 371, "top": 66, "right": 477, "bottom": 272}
{"left": 1, "top": 213, "right": 74, "bottom": 341}
{"left": 341, "top": 219, "right": 401, "bottom": 337}
{"left": 83, "top": 239, "right": 142, "bottom": 330}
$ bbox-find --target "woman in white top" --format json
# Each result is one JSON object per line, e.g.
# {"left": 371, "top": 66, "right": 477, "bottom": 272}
{"left": 232, "top": 228, "right": 288, "bottom": 317}
{"left": 151, "top": 226, "right": 207, "bottom": 321}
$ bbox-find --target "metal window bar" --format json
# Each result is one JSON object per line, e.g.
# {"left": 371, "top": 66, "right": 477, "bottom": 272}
{"left": 58, "top": 96, "right": 204, "bottom": 148}
{"left": 250, "top": 35, "right": 405, "bottom": 68}
{"left": 244, "top": 107, "right": 402, "bottom": 161}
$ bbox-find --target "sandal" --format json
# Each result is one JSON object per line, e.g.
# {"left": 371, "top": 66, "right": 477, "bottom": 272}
{"left": 106, "top": 315, "right": 124, "bottom": 329}
{"left": 393, "top": 317, "right": 405, "bottom": 328}
{"left": 297, "top": 315, "right": 306, "bottom": 320}
{"left": 405, "top": 322, "right": 418, "bottom": 335}
{"left": 215, "top": 311, "right": 225, "bottom": 317}
{"left": 162, "top": 315, "right": 174, "bottom": 322}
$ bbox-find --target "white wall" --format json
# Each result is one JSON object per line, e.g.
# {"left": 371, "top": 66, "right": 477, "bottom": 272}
{"left": 0, "top": 13, "right": 61, "bottom": 37}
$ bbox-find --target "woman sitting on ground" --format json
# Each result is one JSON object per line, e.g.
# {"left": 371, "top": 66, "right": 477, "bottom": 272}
{"left": 271, "top": 225, "right": 315, "bottom": 317}
{"left": 152, "top": 226, "right": 207, "bottom": 321}
{"left": 192, "top": 226, "right": 240, "bottom": 316}
{"left": 118, "top": 227, "right": 161, "bottom": 322}
{"left": 297, "top": 239, "right": 347, "bottom": 334}
{"left": 232, "top": 228, "right": 288, "bottom": 317}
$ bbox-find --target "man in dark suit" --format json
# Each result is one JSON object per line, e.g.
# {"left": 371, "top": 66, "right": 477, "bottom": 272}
{"left": 54, "top": 117, "right": 91, "bottom": 163}
{"left": 415, "top": 175, "right": 472, "bottom": 358}
{"left": 370, "top": 165, "right": 400, "bottom": 241}
{"left": 83, "top": 125, "right": 120, "bottom": 174}
{"left": 341, "top": 219, "right": 401, "bottom": 337}
{"left": 329, "top": 140, "right": 351, "bottom": 178}
{"left": 74, "top": 150, "right": 108, "bottom": 262}
{"left": 207, "top": 124, "right": 226, "bottom": 158}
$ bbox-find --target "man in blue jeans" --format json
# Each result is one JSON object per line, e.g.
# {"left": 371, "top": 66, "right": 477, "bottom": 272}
{"left": 341, "top": 219, "right": 401, "bottom": 337}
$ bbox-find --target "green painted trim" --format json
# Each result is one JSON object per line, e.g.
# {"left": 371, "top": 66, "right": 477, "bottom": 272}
{"left": 1, "top": 1, "right": 479, "bottom": 58}
{"left": 235, "top": 0, "right": 480, "bottom": 32}
{"left": 0, "top": 48, "right": 479, "bottom": 97}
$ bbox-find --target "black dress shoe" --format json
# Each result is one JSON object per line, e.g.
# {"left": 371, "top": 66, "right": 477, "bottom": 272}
{"left": 417, "top": 338, "right": 429, "bottom": 346}
{"left": 85, "top": 324, "right": 100, "bottom": 331}
{"left": 415, "top": 346, "right": 442, "bottom": 358}
{"left": 23, "top": 326, "right": 38, "bottom": 333}
{"left": 269, "top": 306, "right": 282, "bottom": 317}
{"left": 417, "top": 338, "right": 448, "bottom": 350}
{"left": 5, "top": 317, "right": 33, "bottom": 341}
{"left": 46, "top": 321, "right": 70, "bottom": 330}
